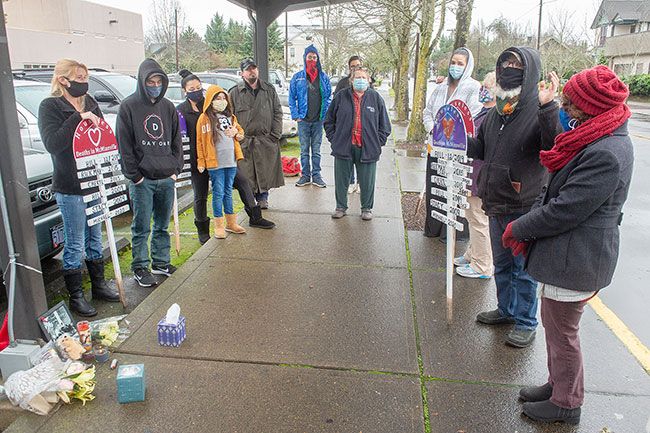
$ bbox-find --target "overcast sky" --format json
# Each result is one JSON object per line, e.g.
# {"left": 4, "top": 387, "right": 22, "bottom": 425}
{"left": 90, "top": 0, "right": 602, "bottom": 41}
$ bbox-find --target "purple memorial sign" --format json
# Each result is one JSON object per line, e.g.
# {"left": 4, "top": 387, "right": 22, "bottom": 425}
{"left": 432, "top": 105, "right": 467, "bottom": 152}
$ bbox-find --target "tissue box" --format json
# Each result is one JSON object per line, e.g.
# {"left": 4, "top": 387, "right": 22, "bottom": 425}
{"left": 157, "top": 316, "right": 186, "bottom": 347}
{"left": 116, "top": 364, "right": 145, "bottom": 403}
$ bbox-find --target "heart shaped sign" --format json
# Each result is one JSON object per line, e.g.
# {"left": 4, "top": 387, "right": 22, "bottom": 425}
{"left": 442, "top": 116, "right": 455, "bottom": 140}
{"left": 87, "top": 127, "right": 102, "bottom": 147}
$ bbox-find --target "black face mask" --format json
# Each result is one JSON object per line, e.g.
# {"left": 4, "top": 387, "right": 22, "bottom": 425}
{"left": 66, "top": 79, "right": 88, "bottom": 98}
{"left": 498, "top": 68, "right": 524, "bottom": 90}
{"left": 186, "top": 90, "right": 204, "bottom": 103}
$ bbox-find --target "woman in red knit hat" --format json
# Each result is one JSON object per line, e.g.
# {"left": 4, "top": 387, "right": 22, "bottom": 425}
{"left": 502, "top": 65, "right": 633, "bottom": 424}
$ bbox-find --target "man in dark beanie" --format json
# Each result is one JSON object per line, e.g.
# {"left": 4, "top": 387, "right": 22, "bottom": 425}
{"left": 503, "top": 65, "right": 633, "bottom": 425}
{"left": 468, "top": 47, "right": 559, "bottom": 348}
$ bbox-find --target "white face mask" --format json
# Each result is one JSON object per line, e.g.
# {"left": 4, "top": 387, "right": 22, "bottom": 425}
{"left": 212, "top": 99, "right": 228, "bottom": 112}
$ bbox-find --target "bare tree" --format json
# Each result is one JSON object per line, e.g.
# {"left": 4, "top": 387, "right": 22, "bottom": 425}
{"left": 145, "top": 0, "right": 186, "bottom": 48}
{"left": 406, "top": 0, "right": 447, "bottom": 142}
{"left": 453, "top": 0, "right": 474, "bottom": 49}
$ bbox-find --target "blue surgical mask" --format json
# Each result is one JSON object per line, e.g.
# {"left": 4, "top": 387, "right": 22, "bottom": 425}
{"left": 559, "top": 108, "right": 579, "bottom": 132}
{"left": 146, "top": 85, "right": 163, "bottom": 99}
{"left": 449, "top": 65, "right": 465, "bottom": 80}
{"left": 353, "top": 78, "right": 369, "bottom": 92}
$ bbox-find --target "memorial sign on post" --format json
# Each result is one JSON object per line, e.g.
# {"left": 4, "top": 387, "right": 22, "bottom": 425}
{"left": 173, "top": 111, "right": 193, "bottom": 255}
{"left": 73, "top": 118, "right": 129, "bottom": 307}
{"left": 430, "top": 102, "right": 474, "bottom": 323}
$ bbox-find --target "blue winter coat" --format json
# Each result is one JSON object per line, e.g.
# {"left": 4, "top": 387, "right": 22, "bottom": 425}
{"left": 289, "top": 45, "right": 332, "bottom": 121}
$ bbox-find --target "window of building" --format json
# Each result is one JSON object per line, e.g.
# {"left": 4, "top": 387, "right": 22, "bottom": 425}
{"left": 290, "top": 47, "right": 295, "bottom": 58}
{"left": 630, "top": 24, "right": 636, "bottom": 33}
{"left": 23, "top": 64, "right": 55, "bottom": 69}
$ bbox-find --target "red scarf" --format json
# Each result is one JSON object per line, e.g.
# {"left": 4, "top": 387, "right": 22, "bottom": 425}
{"left": 306, "top": 60, "right": 318, "bottom": 82}
{"left": 540, "top": 104, "right": 630, "bottom": 172}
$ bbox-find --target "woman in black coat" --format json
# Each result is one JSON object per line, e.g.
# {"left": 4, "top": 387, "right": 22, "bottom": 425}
{"left": 503, "top": 66, "right": 633, "bottom": 425}
{"left": 38, "top": 59, "right": 120, "bottom": 317}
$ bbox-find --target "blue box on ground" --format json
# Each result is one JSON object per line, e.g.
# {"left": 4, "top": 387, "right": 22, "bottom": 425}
{"left": 157, "top": 316, "right": 186, "bottom": 347}
{"left": 116, "top": 364, "right": 145, "bottom": 404}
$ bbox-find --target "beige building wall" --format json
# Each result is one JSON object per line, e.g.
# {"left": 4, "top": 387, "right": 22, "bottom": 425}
{"left": 4, "top": 0, "right": 144, "bottom": 74}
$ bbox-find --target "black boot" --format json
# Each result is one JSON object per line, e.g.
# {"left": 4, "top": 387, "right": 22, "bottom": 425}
{"left": 522, "top": 400, "right": 581, "bottom": 425}
{"left": 86, "top": 260, "right": 120, "bottom": 302}
{"left": 248, "top": 206, "right": 275, "bottom": 229}
{"left": 194, "top": 219, "right": 211, "bottom": 244}
{"left": 64, "top": 270, "right": 97, "bottom": 317}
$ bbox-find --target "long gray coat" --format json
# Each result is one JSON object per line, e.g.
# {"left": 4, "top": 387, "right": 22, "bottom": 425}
{"left": 229, "top": 80, "right": 285, "bottom": 193}
{"left": 511, "top": 123, "right": 634, "bottom": 291}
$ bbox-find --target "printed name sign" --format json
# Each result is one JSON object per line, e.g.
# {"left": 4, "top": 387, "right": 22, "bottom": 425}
{"left": 73, "top": 118, "right": 128, "bottom": 306}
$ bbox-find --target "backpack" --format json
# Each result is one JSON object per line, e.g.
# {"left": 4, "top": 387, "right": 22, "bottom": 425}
{"left": 281, "top": 156, "right": 301, "bottom": 176}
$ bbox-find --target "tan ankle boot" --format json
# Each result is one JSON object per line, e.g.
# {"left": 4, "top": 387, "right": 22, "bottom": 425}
{"left": 213, "top": 217, "right": 226, "bottom": 239}
{"left": 225, "top": 214, "right": 246, "bottom": 234}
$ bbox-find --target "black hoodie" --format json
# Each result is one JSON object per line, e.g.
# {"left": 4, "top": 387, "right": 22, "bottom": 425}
{"left": 116, "top": 58, "right": 183, "bottom": 183}
{"left": 468, "top": 46, "right": 562, "bottom": 216}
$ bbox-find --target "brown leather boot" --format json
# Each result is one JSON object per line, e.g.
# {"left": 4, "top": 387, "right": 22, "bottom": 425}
{"left": 213, "top": 217, "right": 226, "bottom": 239}
{"left": 225, "top": 214, "right": 246, "bottom": 234}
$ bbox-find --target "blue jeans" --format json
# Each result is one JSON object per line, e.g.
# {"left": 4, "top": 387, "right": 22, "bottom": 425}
{"left": 129, "top": 178, "right": 175, "bottom": 271}
{"left": 55, "top": 193, "right": 103, "bottom": 270}
{"left": 489, "top": 213, "right": 539, "bottom": 330}
{"left": 297, "top": 120, "right": 324, "bottom": 179}
{"left": 208, "top": 167, "right": 237, "bottom": 217}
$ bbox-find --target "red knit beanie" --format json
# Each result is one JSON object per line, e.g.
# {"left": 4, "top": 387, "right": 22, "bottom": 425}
{"left": 562, "top": 65, "right": 629, "bottom": 116}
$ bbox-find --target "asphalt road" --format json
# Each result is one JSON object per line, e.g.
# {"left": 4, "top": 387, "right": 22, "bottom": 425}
{"left": 600, "top": 114, "right": 650, "bottom": 348}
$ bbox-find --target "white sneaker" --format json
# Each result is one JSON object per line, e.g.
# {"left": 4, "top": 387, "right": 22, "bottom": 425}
{"left": 456, "top": 265, "right": 491, "bottom": 279}
{"left": 453, "top": 256, "right": 471, "bottom": 267}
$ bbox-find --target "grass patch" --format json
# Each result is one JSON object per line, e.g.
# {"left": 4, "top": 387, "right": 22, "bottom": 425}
{"left": 281, "top": 136, "right": 301, "bottom": 159}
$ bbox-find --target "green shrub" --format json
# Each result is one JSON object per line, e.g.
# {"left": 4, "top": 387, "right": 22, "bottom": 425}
{"left": 622, "top": 74, "right": 650, "bottom": 96}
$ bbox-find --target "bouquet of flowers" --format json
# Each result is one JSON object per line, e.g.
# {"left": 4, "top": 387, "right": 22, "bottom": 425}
{"left": 56, "top": 362, "right": 96, "bottom": 405}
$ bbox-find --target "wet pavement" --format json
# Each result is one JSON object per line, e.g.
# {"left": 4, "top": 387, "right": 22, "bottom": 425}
{"left": 6, "top": 90, "right": 650, "bottom": 433}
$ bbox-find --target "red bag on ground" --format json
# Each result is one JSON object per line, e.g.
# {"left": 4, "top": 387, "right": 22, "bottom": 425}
{"left": 281, "top": 156, "right": 301, "bottom": 176}
{"left": 0, "top": 314, "right": 9, "bottom": 351}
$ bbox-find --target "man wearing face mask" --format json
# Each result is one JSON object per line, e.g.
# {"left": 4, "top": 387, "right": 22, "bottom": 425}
{"left": 117, "top": 58, "right": 184, "bottom": 288}
{"left": 289, "top": 44, "right": 332, "bottom": 188}
{"left": 467, "top": 48, "right": 561, "bottom": 348}
{"left": 229, "top": 59, "right": 284, "bottom": 210}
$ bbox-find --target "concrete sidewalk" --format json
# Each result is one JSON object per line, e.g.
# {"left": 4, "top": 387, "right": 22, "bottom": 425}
{"left": 7, "top": 89, "right": 650, "bottom": 433}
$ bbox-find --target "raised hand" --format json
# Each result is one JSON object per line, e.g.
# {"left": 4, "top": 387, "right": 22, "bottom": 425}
{"left": 538, "top": 71, "right": 560, "bottom": 106}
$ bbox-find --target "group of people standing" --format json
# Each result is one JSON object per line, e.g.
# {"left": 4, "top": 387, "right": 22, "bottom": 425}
{"left": 37, "top": 40, "right": 633, "bottom": 426}
{"left": 424, "top": 45, "right": 633, "bottom": 425}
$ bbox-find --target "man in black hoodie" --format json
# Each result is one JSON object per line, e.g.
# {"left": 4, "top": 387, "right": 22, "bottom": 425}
{"left": 117, "top": 58, "right": 183, "bottom": 287}
{"left": 468, "top": 47, "right": 560, "bottom": 348}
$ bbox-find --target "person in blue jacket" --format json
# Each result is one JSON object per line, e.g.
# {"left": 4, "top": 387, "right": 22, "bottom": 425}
{"left": 289, "top": 44, "right": 332, "bottom": 188}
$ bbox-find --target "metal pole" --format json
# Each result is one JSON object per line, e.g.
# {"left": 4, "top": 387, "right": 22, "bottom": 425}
{"left": 285, "top": 12, "right": 289, "bottom": 79}
{"left": 175, "top": 8, "right": 179, "bottom": 71}
{"left": 537, "top": 0, "right": 543, "bottom": 50}
{"left": 0, "top": 0, "right": 48, "bottom": 339}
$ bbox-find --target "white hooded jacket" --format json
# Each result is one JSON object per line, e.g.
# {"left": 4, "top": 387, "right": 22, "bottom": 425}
{"left": 423, "top": 48, "right": 483, "bottom": 133}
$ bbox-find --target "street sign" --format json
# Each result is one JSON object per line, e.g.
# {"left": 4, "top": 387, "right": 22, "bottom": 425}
{"left": 73, "top": 118, "right": 128, "bottom": 307}
{"left": 430, "top": 104, "right": 474, "bottom": 324}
